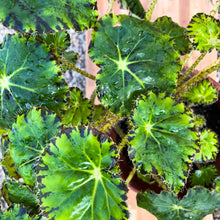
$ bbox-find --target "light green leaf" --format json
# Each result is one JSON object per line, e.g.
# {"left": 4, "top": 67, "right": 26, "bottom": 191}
{"left": 195, "top": 129, "right": 218, "bottom": 162}
{"left": 37, "top": 126, "right": 128, "bottom": 220}
{"left": 154, "top": 16, "right": 191, "bottom": 55}
{"left": 0, "top": 204, "right": 37, "bottom": 220}
{"left": 214, "top": 177, "right": 220, "bottom": 193}
{"left": 128, "top": 92, "right": 198, "bottom": 192}
{"left": 0, "top": 0, "right": 98, "bottom": 33}
{"left": 187, "top": 13, "right": 220, "bottom": 51}
{"left": 189, "top": 165, "right": 218, "bottom": 187}
{"left": 89, "top": 14, "right": 181, "bottom": 115}
{"left": 137, "top": 187, "right": 220, "bottom": 220}
{"left": 183, "top": 79, "right": 218, "bottom": 105}
{"left": 8, "top": 108, "right": 61, "bottom": 186}
{"left": 62, "top": 88, "right": 93, "bottom": 126}
{"left": 0, "top": 34, "right": 68, "bottom": 128}
{"left": 2, "top": 178, "right": 40, "bottom": 215}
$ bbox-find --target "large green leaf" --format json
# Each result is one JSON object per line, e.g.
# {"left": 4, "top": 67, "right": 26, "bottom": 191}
{"left": 0, "top": 34, "right": 68, "bottom": 128}
{"left": 137, "top": 187, "right": 220, "bottom": 220}
{"left": 62, "top": 87, "right": 93, "bottom": 126}
{"left": 154, "top": 16, "right": 191, "bottom": 55}
{"left": 37, "top": 126, "right": 128, "bottom": 220}
{"left": 0, "top": 0, "right": 98, "bottom": 33}
{"left": 89, "top": 14, "right": 181, "bottom": 115}
{"left": 128, "top": 92, "right": 198, "bottom": 192}
{"left": 8, "top": 108, "right": 61, "bottom": 186}
{"left": 2, "top": 178, "right": 40, "bottom": 215}
{"left": 187, "top": 13, "right": 220, "bottom": 51}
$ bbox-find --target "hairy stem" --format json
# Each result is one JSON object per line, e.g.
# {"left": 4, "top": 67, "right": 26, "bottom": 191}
{"left": 210, "top": 0, "right": 220, "bottom": 16}
{"left": 152, "top": 174, "right": 169, "bottom": 191}
{"left": 175, "top": 58, "right": 220, "bottom": 100}
{"left": 178, "top": 52, "right": 207, "bottom": 86}
{"left": 98, "top": 115, "right": 120, "bottom": 134}
{"left": 90, "top": 88, "right": 97, "bottom": 104}
{"left": 145, "top": 0, "right": 158, "bottom": 21}
{"left": 61, "top": 59, "right": 96, "bottom": 80}
{"left": 181, "top": 50, "right": 194, "bottom": 71}
{"left": 117, "top": 133, "right": 129, "bottom": 153}
{"left": 126, "top": 168, "right": 136, "bottom": 185}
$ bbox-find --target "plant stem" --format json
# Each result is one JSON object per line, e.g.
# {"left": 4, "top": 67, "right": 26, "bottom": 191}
{"left": 98, "top": 115, "right": 120, "bottom": 134}
{"left": 152, "top": 174, "right": 169, "bottom": 191}
{"left": 181, "top": 50, "right": 194, "bottom": 71}
{"left": 175, "top": 58, "right": 220, "bottom": 100}
{"left": 178, "top": 51, "right": 207, "bottom": 86}
{"left": 126, "top": 168, "right": 136, "bottom": 185}
{"left": 90, "top": 88, "right": 97, "bottom": 104}
{"left": 117, "top": 133, "right": 129, "bottom": 153}
{"left": 61, "top": 59, "right": 96, "bottom": 80}
{"left": 210, "top": 0, "right": 220, "bottom": 16}
{"left": 145, "top": 0, "right": 158, "bottom": 21}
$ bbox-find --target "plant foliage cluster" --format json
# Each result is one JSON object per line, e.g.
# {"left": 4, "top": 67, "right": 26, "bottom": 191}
{"left": 0, "top": 0, "right": 220, "bottom": 219}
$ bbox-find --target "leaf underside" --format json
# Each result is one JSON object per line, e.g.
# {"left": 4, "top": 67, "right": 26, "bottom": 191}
{"left": 128, "top": 92, "right": 198, "bottom": 193}
{"left": 37, "top": 126, "right": 128, "bottom": 220}
{"left": 8, "top": 108, "right": 61, "bottom": 186}
{"left": 0, "top": 0, "right": 98, "bottom": 33}
{"left": 137, "top": 187, "right": 220, "bottom": 220}
{"left": 89, "top": 14, "right": 180, "bottom": 115}
{"left": 0, "top": 34, "right": 68, "bottom": 128}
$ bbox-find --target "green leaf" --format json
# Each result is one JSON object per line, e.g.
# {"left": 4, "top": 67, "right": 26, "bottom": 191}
{"left": 0, "top": 0, "right": 98, "bottom": 33}
{"left": 36, "top": 31, "right": 78, "bottom": 71}
{"left": 2, "top": 178, "right": 40, "bottom": 215}
{"left": 154, "top": 16, "right": 191, "bottom": 55}
{"left": 62, "top": 88, "right": 93, "bottom": 126}
{"left": 0, "top": 34, "right": 68, "bottom": 128}
{"left": 187, "top": 13, "right": 220, "bottom": 51}
{"left": 182, "top": 79, "right": 218, "bottom": 105}
{"left": 89, "top": 14, "right": 181, "bottom": 115}
{"left": 137, "top": 187, "right": 220, "bottom": 220}
{"left": 128, "top": 92, "right": 198, "bottom": 192}
{"left": 117, "top": 0, "right": 145, "bottom": 18}
{"left": 0, "top": 204, "right": 37, "bottom": 220}
{"left": 214, "top": 177, "right": 220, "bottom": 193}
{"left": 195, "top": 129, "right": 218, "bottom": 162}
{"left": 189, "top": 165, "right": 218, "bottom": 187}
{"left": 37, "top": 126, "right": 128, "bottom": 220}
{"left": 8, "top": 108, "right": 61, "bottom": 186}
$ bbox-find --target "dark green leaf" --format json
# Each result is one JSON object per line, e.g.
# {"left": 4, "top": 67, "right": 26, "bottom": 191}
{"left": 62, "top": 88, "right": 93, "bottom": 126}
{"left": 154, "top": 16, "right": 191, "bottom": 55}
{"left": 137, "top": 187, "right": 220, "bottom": 220}
{"left": 8, "top": 108, "right": 61, "bottom": 186}
{"left": 2, "top": 178, "right": 40, "bottom": 215}
{"left": 182, "top": 79, "right": 218, "bottom": 105}
{"left": 89, "top": 14, "right": 181, "bottom": 115}
{"left": 187, "top": 13, "right": 220, "bottom": 51}
{"left": 128, "top": 92, "right": 198, "bottom": 192}
{"left": 0, "top": 0, "right": 98, "bottom": 33}
{"left": 36, "top": 31, "right": 78, "bottom": 71}
{"left": 195, "top": 129, "right": 218, "bottom": 162}
{"left": 0, "top": 34, "right": 68, "bottom": 128}
{"left": 117, "top": 0, "right": 145, "bottom": 18}
{"left": 37, "top": 126, "right": 128, "bottom": 220}
{"left": 0, "top": 204, "right": 37, "bottom": 220}
{"left": 189, "top": 165, "right": 218, "bottom": 187}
